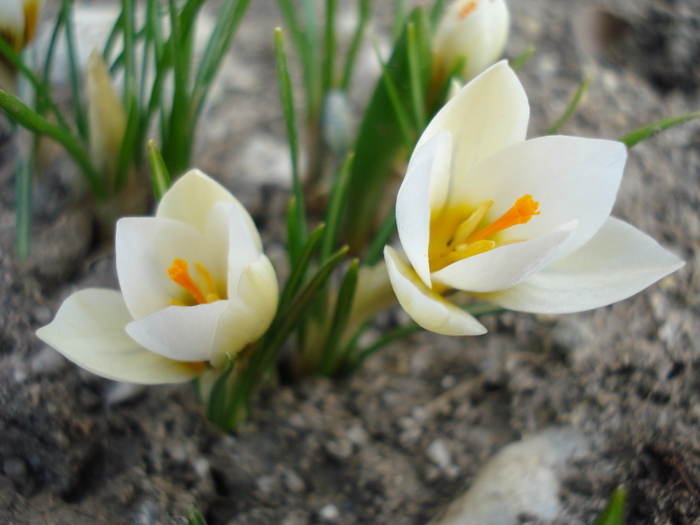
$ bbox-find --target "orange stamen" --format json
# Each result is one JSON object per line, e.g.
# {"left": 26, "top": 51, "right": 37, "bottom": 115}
{"left": 167, "top": 258, "right": 207, "bottom": 305}
{"left": 195, "top": 262, "right": 220, "bottom": 303}
{"left": 458, "top": 1, "right": 478, "bottom": 19}
{"left": 465, "top": 194, "right": 540, "bottom": 244}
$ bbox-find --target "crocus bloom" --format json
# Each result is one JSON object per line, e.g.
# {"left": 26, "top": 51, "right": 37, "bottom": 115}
{"left": 0, "top": 0, "right": 41, "bottom": 52}
{"left": 433, "top": 0, "right": 510, "bottom": 83}
{"left": 87, "top": 49, "right": 126, "bottom": 183}
{"left": 384, "top": 61, "right": 684, "bottom": 336}
{"left": 37, "top": 170, "right": 279, "bottom": 383}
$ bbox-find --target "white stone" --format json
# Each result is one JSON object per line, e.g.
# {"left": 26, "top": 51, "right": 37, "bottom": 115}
{"left": 429, "top": 428, "right": 590, "bottom": 525}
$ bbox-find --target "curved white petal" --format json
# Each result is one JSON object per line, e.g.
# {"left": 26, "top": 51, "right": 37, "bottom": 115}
{"left": 116, "top": 217, "right": 217, "bottom": 320}
{"left": 35, "top": 289, "right": 205, "bottom": 384}
{"left": 223, "top": 202, "right": 265, "bottom": 299}
{"left": 125, "top": 301, "right": 229, "bottom": 362}
{"left": 452, "top": 136, "right": 627, "bottom": 255}
{"left": 432, "top": 221, "right": 577, "bottom": 293}
{"left": 385, "top": 246, "right": 487, "bottom": 336}
{"left": 477, "top": 217, "right": 685, "bottom": 313}
{"left": 397, "top": 131, "right": 452, "bottom": 287}
{"left": 415, "top": 61, "right": 529, "bottom": 183}
{"left": 156, "top": 169, "right": 259, "bottom": 242}
{"left": 209, "top": 256, "right": 279, "bottom": 366}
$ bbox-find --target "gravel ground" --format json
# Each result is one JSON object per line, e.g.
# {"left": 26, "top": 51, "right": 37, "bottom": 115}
{"left": 1, "top": 0, "right": 699, "bottom": 523}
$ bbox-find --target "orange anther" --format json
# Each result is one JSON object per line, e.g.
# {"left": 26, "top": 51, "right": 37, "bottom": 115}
{"left": 167, "top": 258, "right": 207, "bottom": 305}
{"left": 465, "top": 195, "right": 540, "bottom": 244}
{"left": 458, "top": 1, "right": 478, "bottom": 19}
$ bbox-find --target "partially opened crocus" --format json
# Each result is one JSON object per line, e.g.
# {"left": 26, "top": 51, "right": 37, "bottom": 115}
{"left": 0, "top": 0, "right": 42, "bottom": 52}
{"left": 432, "top": 0, "right": 510, "bottom": 83}
{"left": 384, "top": 61, "right": 684, "bottom": 336}
{"left": 37, "top": 170, "right": 279, "bottom": 383}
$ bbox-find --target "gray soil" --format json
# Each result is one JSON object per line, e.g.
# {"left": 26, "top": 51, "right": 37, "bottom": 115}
{"left": 1, "top": 0, "right": 699, "bottom": 524}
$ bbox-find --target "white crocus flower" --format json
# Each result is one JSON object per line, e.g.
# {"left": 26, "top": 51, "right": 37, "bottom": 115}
{"left": 433, "top": 0, "right": 510, "bottom": 83}
{"left": 37, "top": 170, "right": 279, "bottom": 383}
{"left": 0, "top": 0, "right": 41, "bottom": 51}
{"left": 384, "top": 61, "right": 684, "bottom": 336}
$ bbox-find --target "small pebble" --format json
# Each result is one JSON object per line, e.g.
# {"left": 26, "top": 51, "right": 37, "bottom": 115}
{"left": 319, "top": 504, "right": 340, "bottom": 522}
{"left": 281, "top": 468, "right": 306, "bottom": 494}
{"left": 427, "top": 439, "right": 459, "bottom": 479}
{"left": 346, "top": 424, "right": 369, "bottom": 446}
{"left": 324, "top": 439, "right": 354, "bottom": 463}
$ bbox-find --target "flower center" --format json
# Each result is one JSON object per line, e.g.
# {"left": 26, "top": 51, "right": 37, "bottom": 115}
{"left": 458, "top": 1, "right": 478, "bottom": 19}
{"left": 429, "top": 194, "right": 540, "bottom": 273}
{"left": 167, "top": 258, "right": 221, "bottom": 306}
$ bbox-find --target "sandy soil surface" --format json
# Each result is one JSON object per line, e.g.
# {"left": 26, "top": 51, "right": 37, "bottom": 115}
{"left": 1, "top": 0, "right": 699, "bottom": 523}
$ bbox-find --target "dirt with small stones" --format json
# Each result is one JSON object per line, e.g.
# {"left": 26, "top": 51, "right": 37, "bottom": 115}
{"left": 1, "top": 0, "right": 699, "bottom": 524}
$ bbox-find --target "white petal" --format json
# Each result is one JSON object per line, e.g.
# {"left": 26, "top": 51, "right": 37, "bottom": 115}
{"left": 157, "top": 169, "right": 259, "bottom": 241}
{"left": 221, "top": 203, "right": 265, "bottom": 299}
{"left": 432, "top": 221, "right": 577, "bottom": 293}
{"left": 397, "top": 131, "right": 452, "bottom": 287}
{"left": 116, "top": 217, "right": 216, "bottom": 320}
{"left": 451, "top": 136, "right": 627, "bottom": 255}
{"left": 476, "top": 217, "right": 685, "bottom": 313}
{"left": 35, "top": 289, "right": 205, "bottom": 384}
{"left": 0, "top": 0, "right": 25, "bottom": 48}
{"left": 384, "top": 246, "right": 487, "bottom": 336}
{"left": 209, "top": 257, "right": 279, "bottom": 366}
{"left": 415, "top": 61, "right": 529, "bottom": 180}
{"left": 125, "top": 301, "right": 229, "bottom": 362}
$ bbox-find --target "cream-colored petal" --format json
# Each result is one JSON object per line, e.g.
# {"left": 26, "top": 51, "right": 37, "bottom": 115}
{"left": 209, "top": 257, "right": 279, "bottom": 367}
{"left": 157, "top": 170, "right": 259, "bottom": 241}
{"left": 0, "top": 0, "right": 25, "bottom": 51}
{"left": 116, "top": 217, "right": 216, "bottom": 320}
{"left": 397, "top": 131, "right": 452, "bottom": 288}
{"left": 415, "top": 61, "right": 529, "bottom": 182}
{"left": 384, "top": 246, "right": 487, "bottom": 336}
{"left": 451, "top": 136, "right": 627, "bottom": 256}
{"left": 35, "top": 289, "right": 205, "bottom": 384}
{"left": 125, "top": 301, "right": 229, "bottom": 362}
{"left": 432, "top": 221, "right": 577, "bottom": 293}
{"left": 433, "top": 0, "right": 510, "bottom": 81}
{"left": 475, "top": 217, "right": 685, "bottom": 313}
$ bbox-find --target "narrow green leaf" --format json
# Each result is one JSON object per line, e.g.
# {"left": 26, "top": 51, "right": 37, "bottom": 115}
{"left": 322, "top": 0, "right": 337, "bottom": 93}
{"left": 406, "top": 22, "right": 427, "bottom": 130}
{"left": 121, "top": 0, "right": 137, "bottom": 105}
{"left": 102, "top": 11, "right": 124, "bottom": 60}
{"left": 343, "top": 8, "right": 432, "bottom": 251}
{"left": 15, "top": 156, "right": 33, "bottom": 260}
{"left": 375, "top": 47, "right": 414, "bottom": 150}
{"left": 187, "top": 508, "right": 208, "bottom": 525}
{"left": 364, "top": 205, "right": 396, "bottom": 266}
{"left": 546, "top": 76, "right": 592, "bottom": 135}
{"left": 340, "top": 0, "right": 372, "bottom": 91}
{"left": 147, "top": 140, "right": 171, "bottom": 200}
{"left": 0, "top": 90, "right": 105, "bottom": 198}
{"left": 190, "top": 0, "right": 252, "bottom": 125}
{"left": 275, "top": 28, "right": 307, "bottom": 249}
{"left": 509, "top": 45, "right": 535, "bottom": 71}
{"left": 0, "top": 38, "right": 71, "bottom": 132}
{"left": 206, "top": 357, "right": 235, "bottom": 428}
{"left": 286, "top": 197, "right": 303, "bottom": 270}
{"left": 114, "top": 98, "right": 139, "bottom": 192}
{"left": 301, "top": 0, "right": 322, "bottom": 116}
{"left": 281, "top": 222, "right": 326, "bottom": 310}
{"left": 320, "top": 259, "right": 360, "bottom": 375}
{"left": 320, "top": 153, "right": 354, "bottom": 262}
{"left": 430, "top": 0, "right": 447, "bottom": 28}
{"left": 61, "top": 0, "right": 88, "bottom": 141}
{"left": 594, "top": 485, "right": 627, "bottom": 525}
{"left": 391, "top": 0, "right": 408, "bottom": 43}
{"left": 618, "top": 111, "right": 700, "bottom": 149}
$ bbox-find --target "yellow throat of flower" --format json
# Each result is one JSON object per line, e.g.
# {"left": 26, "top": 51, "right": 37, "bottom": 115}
{"left": 167, "top": 258, "right": 221, "bottom": 306}
{"left": 429, "top": 194, "right": 540, "bottom": 273}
